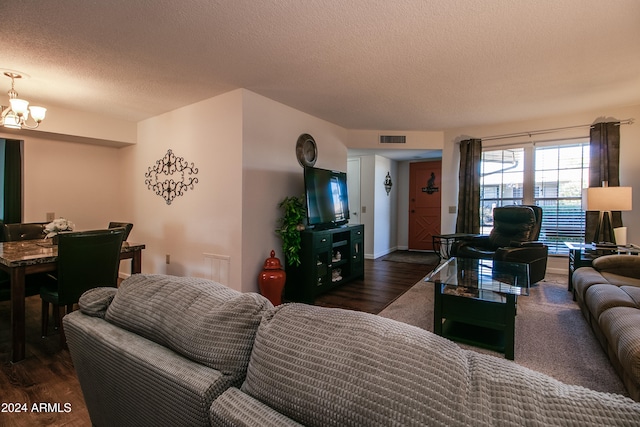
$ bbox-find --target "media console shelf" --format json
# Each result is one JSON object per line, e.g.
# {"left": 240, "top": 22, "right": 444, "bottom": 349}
{"left": 285, "top": 224, "right": 364, "bottom": 304}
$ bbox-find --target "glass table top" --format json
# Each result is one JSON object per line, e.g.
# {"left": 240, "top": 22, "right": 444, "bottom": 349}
{"left": 425, "top": 257, "right": 530, "bottom": 300}
{"left": 564, "top": 242, "right": 640, "bottom": 254}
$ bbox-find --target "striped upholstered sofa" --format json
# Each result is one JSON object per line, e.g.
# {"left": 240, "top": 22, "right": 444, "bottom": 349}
{"left": 65, "top": 274, "right": 640, "bottom": 427}
{"left": 572, "top": 254, "right": 640, "bottom": 402}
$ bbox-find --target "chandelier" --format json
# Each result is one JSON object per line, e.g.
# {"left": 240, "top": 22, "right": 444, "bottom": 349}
{"left": 0, "top": 71, "right": 46, "bottom": 129}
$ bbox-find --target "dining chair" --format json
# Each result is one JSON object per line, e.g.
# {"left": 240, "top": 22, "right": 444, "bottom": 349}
{"left": 108, "top": 222, "right": 133, "bottom": 241}
{"left": 40, "top": 228, "right": 125, "bottom": 345}
{"left": 3, "top": 222, "right": 47, "bottom": 241}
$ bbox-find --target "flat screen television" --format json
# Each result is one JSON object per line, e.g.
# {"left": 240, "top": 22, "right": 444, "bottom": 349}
{"left": 304, "top": 166, "right": 350, "bottom": 229}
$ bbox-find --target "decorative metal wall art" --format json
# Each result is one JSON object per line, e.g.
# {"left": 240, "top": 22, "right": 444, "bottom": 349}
{"left": 384, "top": 172, "right": 393, "bottom": 195}
{"left": 145, "top": 149, "right": 199, "bottom": 205}
{"left": 422, "top": 172, "right": 439, "bottom": 194}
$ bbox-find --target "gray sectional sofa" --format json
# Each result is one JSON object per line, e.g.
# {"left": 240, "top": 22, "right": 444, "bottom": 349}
{"left": 64, "top": 273, "right": 640, "bottom": 427}
{"left": 572, "top": 254, "right": 640, "bottom": 402}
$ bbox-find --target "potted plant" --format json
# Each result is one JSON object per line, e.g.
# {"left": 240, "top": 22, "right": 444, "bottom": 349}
{"left": 275, "top": 195, "right": 306, "bottom": 267}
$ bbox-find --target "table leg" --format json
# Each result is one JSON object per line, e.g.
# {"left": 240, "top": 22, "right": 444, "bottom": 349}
{"left": 131, "top": 249, "right": 142, "bottom": 274}
{"left": 433, "top": 282, "right": 443, "bottom": 335}
{"left": 10, "top": 266, "right": 26, "bottom": 363}
{"left": 504, "top": 294, "right": 516, "bottom": 360}
{"left": 432, "top": 237, "right": 442, "bottom": 260}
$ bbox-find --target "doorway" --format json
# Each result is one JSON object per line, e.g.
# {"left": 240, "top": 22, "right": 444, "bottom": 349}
{"left": 408, "top": 160, "right": 442, "bottom": 251}
{"left": 347, "top": 158, "right": 361, "bottom": 225}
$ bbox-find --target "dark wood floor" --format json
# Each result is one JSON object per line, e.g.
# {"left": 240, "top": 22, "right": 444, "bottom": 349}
{"left": 314, "top": 256, "right": 435, "bottom": 314}
{"left": 0, "top": 256, "right": 433, "bottom": 426}
{"left": 0, "top": 296, "right": 90, "bottom": 426}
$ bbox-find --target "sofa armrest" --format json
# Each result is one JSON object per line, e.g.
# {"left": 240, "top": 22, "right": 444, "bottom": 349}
{"left": 494, "top": 244, "right": 548, "bottom": 263}
{"left": 78, "top": 287, "right": 117, "bottom": 318}
{"left": 210, "top": 388, "right": 303, "bottom": 427}
{"left": 509, "top": 241, "right": 545, "bottom": 248}
{"left": 592, "top": 255, "right": 640, "bottom": 280}
{"left": 451, "top": 235, "right": 493, "bottom": 258}
{"left": 64, "top": 311, "right": 233, "bottom": 427}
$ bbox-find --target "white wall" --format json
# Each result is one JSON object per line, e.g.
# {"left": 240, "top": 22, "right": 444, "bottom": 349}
{"left": 354, "top": 155, "right": 374, "bottom": 256}
{"left": 120, "top": 89, "right": 245, "bottom": 286}
{"left": 4, "top": 105, "right": 138, "bottom": 146}
{"left": 349, "top": 154, "right": 399, "bottom": 258}
{"left": 0, "top": 131, "right": 123, "bottom": 229}
{"left": 10, "top": 92, "right": 639, "bottom": 285}
{"left": 5, "top": 89, "right": 351, "bottom": 292}
{"left": 241, "top": 90, "right": 349, "bottom": 292}
{"left": 373, "top": 155, "right": 397, "bottom": 258}
{"left": 347, "top": 129, "right": 444, "bottom": 150}
{"left": 122, "top": 88, "right": 351, "bottom": 293}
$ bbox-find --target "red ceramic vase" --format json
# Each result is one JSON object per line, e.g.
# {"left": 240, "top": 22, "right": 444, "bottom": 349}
{"left": 258, "top": 250, "right": 286, "bottom": 305}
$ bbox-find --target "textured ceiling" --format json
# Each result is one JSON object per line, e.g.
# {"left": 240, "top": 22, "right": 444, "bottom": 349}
{"left": 0, "top": 0, "right": 639, "bottom": 131}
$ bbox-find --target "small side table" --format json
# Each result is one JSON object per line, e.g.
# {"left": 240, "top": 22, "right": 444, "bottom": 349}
{"left": 432, "top": 233, "right": 474, "bottom": 259}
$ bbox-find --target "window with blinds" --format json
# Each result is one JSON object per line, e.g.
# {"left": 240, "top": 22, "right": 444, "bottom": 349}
{"left": 479, "top": 142, "right": 589, "bottom": 255}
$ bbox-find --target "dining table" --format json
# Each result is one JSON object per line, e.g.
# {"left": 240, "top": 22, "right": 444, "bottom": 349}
{"left": 0, "top": 238, "right": 146, "bottom": 362}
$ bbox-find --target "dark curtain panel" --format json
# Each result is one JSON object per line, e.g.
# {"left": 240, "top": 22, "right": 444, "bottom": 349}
{"left": 3, "top": 139, "right": 23, "bottom": 224}
{"left": 586, "top": 122, "right": 621, "bottom": 243}
{"left": 455, "top": 138, "right": 482, "bottom": 234}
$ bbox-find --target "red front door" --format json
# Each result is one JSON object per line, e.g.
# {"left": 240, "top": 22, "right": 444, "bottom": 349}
{"left": 409, "top": 160, "right": 442, "bottom": 251}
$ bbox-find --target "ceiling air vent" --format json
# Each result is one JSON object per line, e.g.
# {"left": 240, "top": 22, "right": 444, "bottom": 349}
{"left": 379, "top": 135, "right": 406, "bottom": 144}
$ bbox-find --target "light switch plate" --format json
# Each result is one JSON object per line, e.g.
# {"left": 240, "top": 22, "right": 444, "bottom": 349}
{"left": 46, "top": 212, "right": 55, "bottom": 221}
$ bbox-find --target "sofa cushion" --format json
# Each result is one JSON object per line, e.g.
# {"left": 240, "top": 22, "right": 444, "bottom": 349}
{"left": 600, "top": 273, "right": 640, "bottom": 288}
{"left": 621, "top": 286, "right": 640, "bottom": 306}
{"left": 242, "top": 303, "right": 472, "bottom": 426}
{"left": 599, "top": 307, "right": 640, "bottom": 384}
{"left": 572, "top": 267, "right": 608, "bottom": 302}
{"left": 585, "top": 284, "right": 637, "bottom": 319}
{"left": 238, "top": 303, "right": 640, "bottom": 427}
{"left": 78, "top": 287, "right": 118, "bottom": 318}
{"left": 105, "top": 274, "right": 272, "bottom": 378}
{"left": 210, "top": 387, "right": 304, "bottom": 427}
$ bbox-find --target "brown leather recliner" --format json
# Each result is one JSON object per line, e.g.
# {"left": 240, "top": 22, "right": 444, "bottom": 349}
{"left": 451, "top": 205, "right": 548, "bottom": 284}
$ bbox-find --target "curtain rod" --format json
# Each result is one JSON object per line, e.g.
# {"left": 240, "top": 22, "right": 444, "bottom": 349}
{"left": 480, "top": 118, "right": 635, "bottom": 142}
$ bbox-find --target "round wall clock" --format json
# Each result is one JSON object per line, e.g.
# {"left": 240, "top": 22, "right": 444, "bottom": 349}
{"left": 296, "top": 133, "right": 317, "bottom": 167}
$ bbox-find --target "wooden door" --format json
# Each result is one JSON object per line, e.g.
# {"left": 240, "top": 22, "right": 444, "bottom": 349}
{"left": 409, "top": 161, "right": 442, "bottom": 251}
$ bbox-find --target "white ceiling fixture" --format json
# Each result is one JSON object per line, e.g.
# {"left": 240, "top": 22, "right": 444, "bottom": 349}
{"left": 0, "top": 71, "right": 47, "bottom": 129}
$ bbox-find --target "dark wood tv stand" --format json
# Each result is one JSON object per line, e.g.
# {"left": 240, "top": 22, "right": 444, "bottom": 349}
{"left": 284, "top": 224, "right": 364, "bottom": 304}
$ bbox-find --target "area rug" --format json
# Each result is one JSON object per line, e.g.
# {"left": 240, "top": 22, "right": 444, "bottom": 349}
{"left": 378, "top": 273, "right": 628, "bottom": 396}
{"left": 379, "top": 250, "right": 440, "bottom": 265}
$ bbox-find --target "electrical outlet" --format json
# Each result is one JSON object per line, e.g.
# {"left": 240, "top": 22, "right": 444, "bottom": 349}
{"left": 166, "top": 254, "right": 170, "bottom": 264}
{"left": 46, "top": 212, "right": 55, "bottom": 221}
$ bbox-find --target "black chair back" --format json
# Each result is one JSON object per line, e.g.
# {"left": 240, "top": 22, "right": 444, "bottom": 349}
{"left": 108, "top": 222, "right": 133, "bottom": 241}
{"left": 4, "top": 222, "right": 47, "bottom": 241}
{"left": 56, "top": 228, "right": 125, "bottom": 306}
{"left": 488, "top": 206, "right": 538, "bottom": 249}
{"left": 1, "top": 222, "right": 49, "bottom": 299}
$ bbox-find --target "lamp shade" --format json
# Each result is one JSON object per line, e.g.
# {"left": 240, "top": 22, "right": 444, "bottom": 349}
{"left": 582, "top": 186, "right": 633, "bottom": 211}
{"left": 29, "top": 106, "right": 46, "bottom": 122}
{"left": 9, "top": 98, "right": 29, "bottom": 116}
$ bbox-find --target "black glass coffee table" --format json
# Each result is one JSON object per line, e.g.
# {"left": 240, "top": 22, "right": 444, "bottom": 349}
{"left": 425, "top": 257, "right": 530, "bottom": 360}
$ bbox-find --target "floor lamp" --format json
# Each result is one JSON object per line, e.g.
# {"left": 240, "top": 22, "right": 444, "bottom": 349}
{"left": 582, "top": 185, "right": 633, "bottom": 246}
